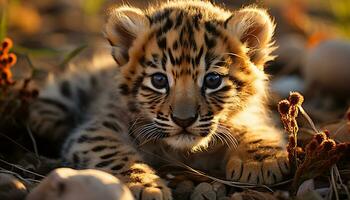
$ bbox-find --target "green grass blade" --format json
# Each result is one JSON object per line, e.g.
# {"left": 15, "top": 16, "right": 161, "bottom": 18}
{"left": 0, "top": 6, "right": 7, "bottom": 41}
{"left": 59, "top": 44, "right": 88, "bottom": 69}
{"left": 13, "top": 45, "right": 61, "bottom": 57}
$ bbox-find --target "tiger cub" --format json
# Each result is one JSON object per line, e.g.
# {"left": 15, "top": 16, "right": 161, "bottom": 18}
{"left": 29, "top": 1, "right": 289, "bottom": 199}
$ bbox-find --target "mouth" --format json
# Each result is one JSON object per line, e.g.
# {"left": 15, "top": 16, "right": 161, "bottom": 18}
{"left": 180, "top": 130, "right": 193, "bottom": 135}
{"left": 162, "top": 130, "right": 213, "bottom": 151}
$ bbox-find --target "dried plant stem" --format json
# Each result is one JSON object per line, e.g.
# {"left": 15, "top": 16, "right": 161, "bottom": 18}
{"left": 332, "top": 164, "right": 350, "bottom": 200}
{"left": 298, "top": 105, "right": 319, "bottom": 133}
{"left": 0, "top": 132, "right": 32, "bottom": 153}
{"left": 330, "top": 165, "right": 340, "bottom": 200}
{"left": 0, "top": 168, "right": 41, "bottom": 184}
{"left": 292, "top": 128, "right": 298, "bottom": 168}
{"left": 0, "top": 158, "right": 45, "bottom": 178}
{"left": 26, "top": 124, "right": 39, "bottom": 160}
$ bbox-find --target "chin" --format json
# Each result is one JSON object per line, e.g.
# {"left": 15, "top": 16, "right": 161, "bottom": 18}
{"left": 163, "top": 134, "right": 213, "bottom": 152}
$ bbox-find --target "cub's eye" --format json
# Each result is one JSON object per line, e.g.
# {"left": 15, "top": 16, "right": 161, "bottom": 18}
{"left": 151, "top": 73, "right": 168, "bottom": 89}
{"left": 204, "top": 73, "right": 222, "bottom": 89}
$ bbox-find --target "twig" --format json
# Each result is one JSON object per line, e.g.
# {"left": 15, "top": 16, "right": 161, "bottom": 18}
{"left": 26, "top": 124, "right": 40, "bottom": 161}
{"left": 0, "top": 158, "right": 44, "bottom": 178}
{"left": 0, "top": 132, "right": 32, "bottom": 153}
{"left": 0, "top": 168, "right": 40, "bottom": 184}
{"left": 330, "top": 165, "right": 340, "bottom": 200}
{"left": 333, "top": 165, "right": 350, "bottom": 199}
{"left": 298, "top": 105, "right": 319, "bottom": 133}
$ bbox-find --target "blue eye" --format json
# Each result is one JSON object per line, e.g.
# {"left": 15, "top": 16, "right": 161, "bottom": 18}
{"left": 204, "top": 73, "right": 222, "bottom": 89}
{"left": 151, "top": 73, "right": 168, "bottom": 89}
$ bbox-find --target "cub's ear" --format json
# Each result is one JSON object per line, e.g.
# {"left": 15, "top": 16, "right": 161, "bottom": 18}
{"left": 225, "top": 7, "right": 275, "bottom": 68}
{"left": 104, "top": 6, "right": 150, "bottom": 65}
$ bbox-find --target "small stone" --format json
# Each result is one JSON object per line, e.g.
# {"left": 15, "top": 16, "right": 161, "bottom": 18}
{"left": 231, "top": 190, "right": 278, "bottom": 200}
{"left": 297, "top": 179, "right": 315, "bottom": 198}
{"left": 174, "top": 180, "right": 194, "bottom": 200}
{"left": 26, "top": 168, "right": 133, "bottom": 200}
{"left": 212, "top": 182, "right": 226, "bottom": 199}
{"left": 191, "top": 182, "right": 216, "bottom": 200}
{"left": 0, "top": 173, "right": 28, "bottom": 200}
{"left": 231, "top": 193, "right": 243, "bottom": 200}
{"left": 218, "top": 197, "right": 230, "bottom": 200}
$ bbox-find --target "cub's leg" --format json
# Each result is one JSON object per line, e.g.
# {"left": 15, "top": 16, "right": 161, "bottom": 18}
{"left": 62, "top": 111, "right": 171, "bottom": 200}
{"left": 225, "top": 127, "right": 290, "bottom": 185}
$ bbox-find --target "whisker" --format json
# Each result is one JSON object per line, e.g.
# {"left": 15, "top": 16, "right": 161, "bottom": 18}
{"left": 217, "top": 125, "right": 238, "bottom": 149}
{"left": 221, "top": 52, "right": 245, "bottom": 60}
{"left": 131, "top": 124, "right": 156, "bottom": 143}
{"left": 134, "top": 125, "right": 157, "bottom": 141}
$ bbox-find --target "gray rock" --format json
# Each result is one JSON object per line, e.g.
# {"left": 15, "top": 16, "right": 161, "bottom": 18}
{"left": 212, "top": 182, "right": 227, "bottom": 199}
{"left": 191, "top": 182, "right": 216, "bottom": 200}
{"left": 217, "top": 197, "right": 230, "bottom": 200}
{"left": 174, "top": 180, "right": 194, "bottom": 200}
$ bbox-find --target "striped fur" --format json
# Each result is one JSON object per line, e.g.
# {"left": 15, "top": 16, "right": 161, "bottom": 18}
{"left": 29, "top": 1, "right": 289, "bottom": 199}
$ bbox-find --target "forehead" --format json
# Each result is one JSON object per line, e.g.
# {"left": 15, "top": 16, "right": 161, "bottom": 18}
{"left": 140, "top": 8, "right": 233, "bottom": 70}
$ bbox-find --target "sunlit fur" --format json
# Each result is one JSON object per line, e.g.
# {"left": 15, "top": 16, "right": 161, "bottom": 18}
{"left": 105, "top": 0, "right": 276, "bottom": 152}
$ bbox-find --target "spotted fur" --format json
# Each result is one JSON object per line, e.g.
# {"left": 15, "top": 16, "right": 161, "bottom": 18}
{"left": 30, "top": 1, "right": 289, "bottom": 199}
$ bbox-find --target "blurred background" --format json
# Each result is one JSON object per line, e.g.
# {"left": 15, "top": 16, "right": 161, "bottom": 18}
{"left": 1, "top": 0, "right": 350, "bottom": 123}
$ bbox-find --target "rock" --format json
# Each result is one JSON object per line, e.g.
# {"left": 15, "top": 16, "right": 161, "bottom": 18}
{"left": 0, "top": 173, "right": 28, "bottom": 200}
{"left": 26, "top": 168, "right": 134, "bottom": 200}
{"left": 303, "top": 39, "right": 350, "bottom": 97}
{"left": 217, "top": 197, "right": 230, "bottom": 200}
{"left": 212, "top": 182, "right": 227, "bottom": 199}
{"left": 191, "top": 182, "right": 216, "bottom": 200}
{"left": 296, "top": 190, "right": 323, "bottom": 200}
{"left": 231, "top": 190, "right": 278, "bottom": 200}
{"left": 173, "top": 180, "right": 194, "bottom": 200}
{"left": 296, "top": 179, "right": 315, "bottom": 198}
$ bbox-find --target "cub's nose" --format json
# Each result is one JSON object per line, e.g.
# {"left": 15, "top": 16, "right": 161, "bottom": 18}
{"left": 171, "top": 114, "right": 197, "bottom": 128}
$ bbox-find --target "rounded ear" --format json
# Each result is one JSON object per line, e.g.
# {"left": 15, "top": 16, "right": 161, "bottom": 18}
{"left": 225, "top": 7, "right": 276, "bottom": 67}
{"left": 104, "top": 6, "right": 150, "bottom": 65}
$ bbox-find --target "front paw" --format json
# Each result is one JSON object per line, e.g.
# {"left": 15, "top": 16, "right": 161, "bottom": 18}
{"left": 226, "top": 153, "right": 290, "bottom": 185}
{"left": 127, "top": 177, "right": 172, "bottom": 200}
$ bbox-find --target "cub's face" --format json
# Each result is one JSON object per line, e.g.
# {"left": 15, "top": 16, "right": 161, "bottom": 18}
{"left": 105, "top": 1, "right": 275, "bottom": 151}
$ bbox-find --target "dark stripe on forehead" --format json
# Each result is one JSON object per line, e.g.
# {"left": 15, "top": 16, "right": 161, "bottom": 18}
{"left": 161, "top": 53, "right": 167, "bottom": 71}
{"left": 174, "top": 11, "right": 184, "bottom": 28}
{"left": 192, "top": 13, "right": 202, "bottom": 30}
{"left": 172, "top": 41, "right": 179, "bottom": 50}
{"left": 186, "top": 21, "right": 194, "bottom": 37}
{"left": 204, "top": 34, "right": 216, "bottom": 49}
{"left": 195, "top": 46, "right": 204, "bottom": 65}
{"left": 157, "top": 37, "right": 167, "bottom": 49}
{"left": 205, "top": 21, "right": 220, "bottom": 36}
{"left": 163, "top": 18, "right": 174, "bottom": 32}
{"left": 168, "top": 49, "right": 175, "bottom": 65}
{"left": 156, "top": 18, "right": 174, "bottom": 37}
{"left": 204, "top": 51, "right": 217, "bottom": 70}
{"left": 139, "top": 56, "right": 146, "bottom": 68}
{"left": 150, "top": 8, "right": 173, "bottom": 24}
